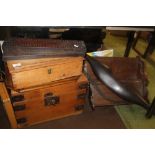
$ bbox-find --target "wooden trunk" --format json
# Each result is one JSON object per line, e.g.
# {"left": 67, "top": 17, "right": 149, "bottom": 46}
{"left": 10, "top": 74, "right": 88, "bottom": 128}
{"left": 85, "top": 57, "right": 148, "bottom": 106}
{"left": 5, "top": 57, "right": 84, "bottom": 90}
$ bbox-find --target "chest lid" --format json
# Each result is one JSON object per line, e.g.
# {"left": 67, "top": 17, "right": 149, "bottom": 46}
{"left": 6, "top": 57, "right": 84, "bottom": 73}
{"left": 2, "top": 38, "right": 86, "bottom": 61}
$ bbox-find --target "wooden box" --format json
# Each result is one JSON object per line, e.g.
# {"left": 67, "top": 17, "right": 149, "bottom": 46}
{"left": 2, "top": 38, "right": 86, "bottom": 91}
{"left": 85, "top": 57, "right": 148, "bottom": 107}
{"left": 5, "top": 57, "right": 84, "bottom": 90}
{"left": 10, "top": 74, "right": 88, "bottom": 128}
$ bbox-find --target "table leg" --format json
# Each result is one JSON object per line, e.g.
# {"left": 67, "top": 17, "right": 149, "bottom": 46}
{"left": 132, "top": 32, "right": 141, "bottom": 48}
{"left": 124, "top": 31, "right": 135, "bottom": 57}
{"left": 143, "top": 31, "right": 155, "bottom": 58}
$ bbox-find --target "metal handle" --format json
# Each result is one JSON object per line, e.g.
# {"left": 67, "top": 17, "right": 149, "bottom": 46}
{"left": 11, "top": 95, "right": 25, "bottom": 103}
{"left": 13, "top": 104, "right": 26, "bottom": 111}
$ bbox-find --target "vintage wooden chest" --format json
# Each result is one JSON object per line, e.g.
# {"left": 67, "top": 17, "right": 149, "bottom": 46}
{"left": 85, "top": 57, "right": 148, "bottom": 107}
{"left": 10, "top": 74, "right": 88, "bottom": 128}
{"left": 5, "top": 57, "right": 84, "bottom": 90}
{"left": 2, "top": 38, "right": 86, "bottom": 90}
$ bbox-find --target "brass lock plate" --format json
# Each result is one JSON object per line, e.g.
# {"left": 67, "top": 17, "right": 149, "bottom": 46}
{"left": 44, "top": 93, "right": 59, "bottom": 106}
{"left": 48, "top": 68, "right": 52, "bottom": 74}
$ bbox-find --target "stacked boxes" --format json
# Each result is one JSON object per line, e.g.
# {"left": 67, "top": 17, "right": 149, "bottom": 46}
{"left": 3, "top": 38, "right": 88, "bottom": 128}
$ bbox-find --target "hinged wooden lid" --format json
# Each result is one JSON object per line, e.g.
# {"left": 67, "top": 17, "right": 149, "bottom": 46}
{"left": 6, "top": 57, "right": 84, "bottom": 73}
{"left": 2, "top": 38, "right": 86, "bottom": 61}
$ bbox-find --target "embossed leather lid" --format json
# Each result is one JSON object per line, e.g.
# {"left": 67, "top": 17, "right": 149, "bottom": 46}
{"left": 2, "top": 38, "right": 86, "bottom": 60}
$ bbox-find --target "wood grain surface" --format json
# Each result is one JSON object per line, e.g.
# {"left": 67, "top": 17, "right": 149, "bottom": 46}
{"left": 5, "top": 57, "right": 84, "bottom": 90}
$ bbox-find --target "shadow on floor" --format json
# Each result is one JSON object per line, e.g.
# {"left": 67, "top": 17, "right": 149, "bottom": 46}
{"left": 28, "top": 106, "right": 125, "bottom": 129}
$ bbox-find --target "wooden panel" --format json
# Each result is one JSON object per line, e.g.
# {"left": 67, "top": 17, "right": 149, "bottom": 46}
{"left": 7, "top": 57, "right": 83, "bottom": 72}
{"left": 11, "top": 76, "right": 78, "bottom": 93}
{"left": 14, "top": 97, "right": 85, "bottom": 128}
{"left": 0, "top": 82, "right": 17, "bottom": 128}
{"left": 11, "top": 75, "right": 87, "bottom": 100}
{"left": 11, "top": 74, "right": 88, "bottom": 128}
{"left": 12, "top": 89, "right": 86, "bottom": 108}
{"left": 17, "top": 110, "right": 83, "bottom": 128}
{"left": 6, "top": 57, "right": 84, "bottom": 90}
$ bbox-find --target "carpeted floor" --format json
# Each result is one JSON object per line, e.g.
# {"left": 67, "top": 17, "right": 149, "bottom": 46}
{"left": 104, "top": 32, "right": 155, "bottom": 128}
